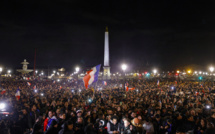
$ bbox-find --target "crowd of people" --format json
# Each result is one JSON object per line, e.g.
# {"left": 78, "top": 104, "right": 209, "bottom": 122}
{"left": 0, "top": 77, "right": 215, "bottom": 134}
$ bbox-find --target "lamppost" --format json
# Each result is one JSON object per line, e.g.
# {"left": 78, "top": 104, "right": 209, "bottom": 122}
{"left": 8, "top": 70, "right": 11, "bottom": 77}
{"left": 121, "top": 64, "right": 127, "bottom": 90}
{"left": 0, "top": 67, "right": 2, "bottom": 89}
{"left": 209, "top": 66, "right": 214, "bottom": 82}
{"left": 153, "top": 69, "right": 157, "bottom": 77}
{"left": 75, "top": 67, "right": 80, "bottom": 80}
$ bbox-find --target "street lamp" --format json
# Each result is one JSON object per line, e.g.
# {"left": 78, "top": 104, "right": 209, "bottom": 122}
{"left": 75, "top": 67, "right": 80, "bottom": 73}
{"left": 209, "top": 66, "right": 214, "bottom": 82}
{"left": 187, "top": 70, "right": 191, "bottom": 74}
{"left": 209, "top": 66, "right": 214, "bottom": 73}
{"left": 153, "top": 69, "right": 157, "bottom": 74}
{"left": 121, "top": 64, "right": 127, "bottom": 72}
{"left": 121, "top": 64, "right": 127, "bottom": 90}
{"left": 75, "top": 67, "right": 80, "bottom": 80}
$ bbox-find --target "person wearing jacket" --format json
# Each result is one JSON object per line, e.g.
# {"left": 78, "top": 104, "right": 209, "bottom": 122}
{"left": 107, "top": 116, "right": 120, "bottom": 134}
{"left": 28, "top": 104, "right": 40, "bottom": 131}
{"left": 44, "top": 111, "right": 58, "bottom": 132}
{"left": 121, "top": 118, "right": 136, "bottom": 134}
{"left": 31, "top": 116, "right": 43, "bottom": 134}
{"left": 143, "top": 118, "right": 154, "bottom": 134}
{"left": 58, "top": 121, "right": 74, "bottom": 134}
{"left": 45, "top": 120, "right": 58, "bottom": 134}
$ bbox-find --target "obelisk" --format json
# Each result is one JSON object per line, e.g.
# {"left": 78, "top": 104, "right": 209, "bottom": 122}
{"left": 103, "top": 27, "right": 111, "bottom": 79}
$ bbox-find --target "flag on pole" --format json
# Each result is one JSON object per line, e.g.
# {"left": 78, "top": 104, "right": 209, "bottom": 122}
{"left": 129, "top": 87, "right": 135, "bottom": 91}
{"left": 125, "top": 86, "right": 129, "bottom": 92}
{"left": 1, "top": 89, "right": 6, "bottom": 95}
{"left": 15, "top": 88, "right": 20, "bottom": 100}
{"left": 103, "top": 81, "right": 107, "bottom": 86}
{"left": 125, "top": 86, "right": 135, "bottom": 91}
{"left": 83, "top": 64, "right": 101, "bottom": 89}
{"left": 27, "top": 82, "right": 31, "bottom": 86}
{"left": 125, "top": 82, "right": 129, "bottom": 86}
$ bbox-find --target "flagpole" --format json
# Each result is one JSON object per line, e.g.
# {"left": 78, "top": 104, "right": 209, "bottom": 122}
{"left": 93, "top": 64, "right": 101, "bottom": 98}
{"left": 33, "top": 48, "right": 36, "bottom": 78}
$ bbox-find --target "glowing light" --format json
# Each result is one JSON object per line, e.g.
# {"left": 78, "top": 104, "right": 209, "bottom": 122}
{"left": 0, "top": 67, "right": 2, "bottom": 72}
{"left": 35, "top": 70, "right": 38, "bottom": 74}
{"left": 194, "top": 71, "right": 197, "bottom": 74}
{"left": 34, "top": 90, "right": 37, "bottom": 93}
{"left": 88, "top": 99, "right": 92, "bottom": 103}
{"left": 187, "top": 70, "right": 191, "bottom": 74}
{"left": 199, "top": 71, "right": 202, "bottom": 74}
{"left": 176, "top": 70, "right": 180, "bottom": 73}
{"left": 8, "top": 70, "right": 11, "bottom": 73}
{"left": 206, "top": 105, "right": 211, "bottom": 109}
{"left": 209, "top": 66, "right": 214, "bottom": 72}
{"left": 53, "top": 70, "right": 56, "bottom": 73}
{"left": 153, "top": 69, "right": 157, "bottom": 74}
{"left": 0, "top": 103, "right": 6, "bottom": 110}
{"left": 57, "top": 79, "right": 60, "bottom": 82}
{"left": 41, "top": 93, "right": 44, "bottom": 96}
{"left": 75, "top": 67, "right": 80, "bottom": 73}
{"left": 121, "top": 64, "right": 127, "bottom": 71}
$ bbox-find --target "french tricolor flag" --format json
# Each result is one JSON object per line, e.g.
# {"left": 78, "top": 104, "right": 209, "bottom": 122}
{"left": 27, "top": 82, "right": 31, "bottom": 86}
{"left": 1, "top": 89, "right": 6, "bottom": 95}
{"left": 103, "top": 81, "right": 107, "bottom": 86}
{"left": 15, "top": 88, "right": 20, "bottom": 100}
{"left": 83, "top": 64, "right": 101, "bottom": 89}
{"left": 157, "top": 80, "right": 160, "bottom": 86}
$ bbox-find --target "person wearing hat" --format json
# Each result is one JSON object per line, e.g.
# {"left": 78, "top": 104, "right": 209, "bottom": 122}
{"left": 131, "top": 117, "right": 143, "bottom": 134}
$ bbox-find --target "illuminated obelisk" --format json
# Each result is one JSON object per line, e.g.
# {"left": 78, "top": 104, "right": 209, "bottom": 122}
{"left": 103, "top": 27, "right": 111, "bottom": 79}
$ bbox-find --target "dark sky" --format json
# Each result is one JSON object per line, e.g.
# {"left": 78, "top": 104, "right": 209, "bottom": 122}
{"left": 1, "top": 0, "right": 215, "bottom": 72}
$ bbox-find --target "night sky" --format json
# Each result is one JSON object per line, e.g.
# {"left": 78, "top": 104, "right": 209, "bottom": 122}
{"left": 1, "top": 0, "right": 215, "bottom": 72}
